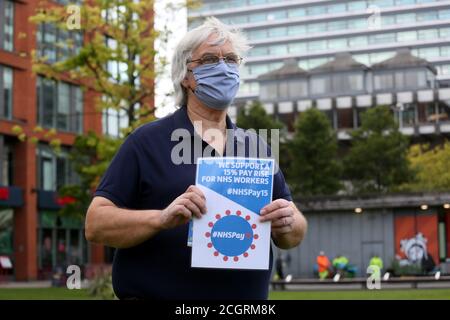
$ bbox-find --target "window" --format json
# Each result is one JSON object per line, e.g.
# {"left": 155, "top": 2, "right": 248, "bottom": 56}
{"left": 248, "top": 46, "right": 267, "bottom": 57}
{"left": 369, "top": 33, "right": 395, "bottom": 45}
{"left": 247, "top": 29, "right": 266, "bottom": 40}
{"left": 37, "top": 146, "right": 78, "bottom": 191}
{"left": 401, "top": 103, "right": 416, "bottom": 126}
{"left": 289, "top": 8, "right": 306, "bottom": 18}
{"left": 381, "top": 15, "right": 396, "bottom": 26}
{"left": 288, "top": 42, "right": 306, "bottom": 54}
{"left": 441, "top": 46, "right": 450, "bottom": 57}
{"left": 0, "top": 209, "right": 13, "bottom": 256}
{"left": 0, "top": 65, "right": 12, "bottom": 119}
{"left": 417, "top": 11, "right": 438, "bottom": 22}
{"left": 348, "top": 1, "right": 366, "bottom": 11}
{"left": 328, "top": 38, "right": 347, "bottom": 50}
{"left": 278, "top": 82, "right": 288, "bottom": 98}
{"left": 405, "top": 70, "right": 428, "bottom": 88}
{"left": 440, "top": 27, "right": 450, "bottom": 38}
{"left": 348, "top": 36, "right": 368, "bottom": 48}
{"left": 269, "top": 62, "right": 283, "bottom": 71}
{"left": 376, "top": 0, "right": 395, "bottom": 7}
{"left": 328, "top": 20, "right": 347, "bottom": 31}
{"left": 418, "top": 47, "right": 440, "bottom": 59}
{"left": 288, "top": 25, "right": 306, "bottom": 36}
{"left": 0, "top": 0, "right": 14, "bottom": 51}
{"left": 271, "top": 10, "right": 287, "bottom": 20}
{"left": 349, "top": 74, "right": 364, "bottom": 91}
{"left": 106, "top": 37, "right": 130, "bottom": 83}
{"left": 250, "top": 64, "right": 269, "bottom": 76}
{"left": 37, "top": 77, "right": 83, "bottom": 133}
{"left": 308, "top": 40, "right": 326, "bottom": 52}
{"left": 0, "top": 139, "right": 13, "bottom": 186}
{"left": 268, "top": 27, "right": 286, "bottom": 38}
{"left": 288, "top": 79, "right": 308, "bottom": 98}
{"left": 230, "top": 0, "right": 246, "bottom": 8}
{"left": 396, "top": 13, "right": 416, "bottom": 24}
{"left": 328, "top": 3, "right": 346, "bottom": 13}
{"left": 249, "top": 13, "right": 266, "bottom": 23}
{"left": 269, "top": 44, "right": 287, "bottom": 56}
{"left": 311, "top": 76, "right": 331, "bottom": 95}
{"left": 37, "top": 23, "right": 83, "bottom": 62}
{"left": 332, "top": 73, "right": 364, "bottom": 93}
{"left": 102, "top": 108, "right": 128, "bottom": 137}
{"left": 395, "top": 71, "right": 405, "bottom": 88}
{"left": 260, "top": 82, "right": 277, "bottom": 100}
{"left": 249, "top": 0, "right": 267, "bottom": 5}
{"left": 347, "top": 18, "right": 367, "bottom": 30}
{"left": 397, "top": 30, "right": 417, "bottom": 42}
{"left": 439, "top": 9, "right": 450, "bottom": 20}
{"left": 307, "top": 5, "right": 326, "bottom": 16}
{"left": 374, "top": 73, "right": 394, "bottom": 90}
{"left": 418, "top": 29, "right": 438, "bottom": 40}
{"left": 229, "top": 15, "right": 247, "bottom": 24}
{"left": 395, "top": 0, "right": 415, "bottom": 5}
{"left": 307, "top": 22, "right": 326, "bottom": 33}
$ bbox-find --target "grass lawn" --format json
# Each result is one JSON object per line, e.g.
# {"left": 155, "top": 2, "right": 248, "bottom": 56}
{"left": 0, "top": 288, "right": 93, "bottom": 300}
{"left": 269, "top": 289, "right": 450, "bottom": 300}
{"left": 0, "top": 288, "right": 449, "bottom": 300}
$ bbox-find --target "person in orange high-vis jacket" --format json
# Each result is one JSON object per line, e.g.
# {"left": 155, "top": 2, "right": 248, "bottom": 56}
{"left": 317, "top": 251, "right": 331, "bottom": 280}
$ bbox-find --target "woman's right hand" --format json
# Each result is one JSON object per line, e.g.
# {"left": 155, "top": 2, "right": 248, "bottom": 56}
{"left": 159, "top": 185, "right": 207, "bottom": 230}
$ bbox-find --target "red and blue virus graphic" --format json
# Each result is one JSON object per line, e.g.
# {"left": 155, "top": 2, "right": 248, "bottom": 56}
{"left": 205, "top": 209, "right": 259, "bottom": 262}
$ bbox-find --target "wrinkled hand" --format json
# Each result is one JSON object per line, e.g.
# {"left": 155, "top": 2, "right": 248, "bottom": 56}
{"left": 259, "top": 199, "right": 295, "bottom": 236}
{"left": 159, "top": 185, "right": 206, "bottom": 230}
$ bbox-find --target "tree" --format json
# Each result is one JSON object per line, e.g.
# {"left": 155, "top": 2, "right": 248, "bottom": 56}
{"left": 288, "top": 108, "right": 341, "bottom": 196}
{"left": 24, "top": 0, "right": 197, "bottom": 219}
{"left": 237, "top": 101, "right": 283, "bottom": 132}
{"left": 343, "top": 105, "right": 412, "bottom": 194}
{"left": 236, "top": 101, "right": 291, "bottom": 177}
{"left": 30, "top": 0, "right": 158, "bottom": 129}
{"left": 399, "top": 141, "right": 450, "bottom": 192}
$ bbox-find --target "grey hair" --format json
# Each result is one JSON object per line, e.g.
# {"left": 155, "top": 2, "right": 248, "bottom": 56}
{"left": 171, "top": 17, "right": 251, "bottom": 107}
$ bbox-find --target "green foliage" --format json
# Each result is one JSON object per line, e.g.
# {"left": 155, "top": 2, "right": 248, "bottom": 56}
{"left": 88, "top": 271, "right": 116, "bottom": 300}
{"left": 237, "top": 101, "right": 283, "bottom": 131}
{"left": 28, "top": 1, "right": 199, "bottom": 216}
{"left": 399, "top": 141, "right": 450, "bottom": 192}
{"left": 236, "top": 101, "right": 291, "bottom": 178}
{"left": 58, "top": 132, "right": 123, "bottom": 218}
{"left": 31, "top": 0, "right": 159, "bottom": 124}
{"left": 343, "top": 106, "right": 412, "bottom": 194}
{"left": 288, "top": 108, "right": 341, "bottom": 196}
{"left": 390, "top": 259, "right": 423, "bottom": 276}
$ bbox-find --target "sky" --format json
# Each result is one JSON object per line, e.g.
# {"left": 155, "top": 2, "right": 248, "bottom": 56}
{"left": 154, "top": 0, "right": 188, "bottom": 118}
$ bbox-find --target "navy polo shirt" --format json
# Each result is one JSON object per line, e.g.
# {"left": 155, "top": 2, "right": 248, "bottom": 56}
{"left": 94, "top": 106, "right": 292, "bottom": 300}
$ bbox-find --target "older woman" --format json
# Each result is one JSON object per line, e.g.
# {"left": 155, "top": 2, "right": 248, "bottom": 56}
{"left": 85, "top": 17, "right": 307, "bottom": 300}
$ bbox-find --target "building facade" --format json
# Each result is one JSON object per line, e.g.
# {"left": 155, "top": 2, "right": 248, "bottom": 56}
{"left": 256, "top": 49, "right": 450, "bottom": 142}
{"left": 0, "top": 0, "right": 136, "bottom": 281}
{"left": 188, "top": 0, "right": 450, "bottom": 133}
{"left": 287, "top": 193, "right": 450, "bottom": 278}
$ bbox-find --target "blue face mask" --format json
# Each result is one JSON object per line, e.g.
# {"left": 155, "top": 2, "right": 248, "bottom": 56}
{"left": 190, "top": 61, "right": 240, "bottom": 110}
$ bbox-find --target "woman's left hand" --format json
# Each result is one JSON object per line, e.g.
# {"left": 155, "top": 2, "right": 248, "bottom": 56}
{"left": 259, "top": 199, "right": 295, "bottom": 236}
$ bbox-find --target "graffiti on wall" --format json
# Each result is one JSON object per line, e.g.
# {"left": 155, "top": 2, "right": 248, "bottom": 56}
{"left": 394, "top": 214, "right": 439, "bottom": 272}
{"left": 400, "top": 232, "right": 428, "bottom": 264}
